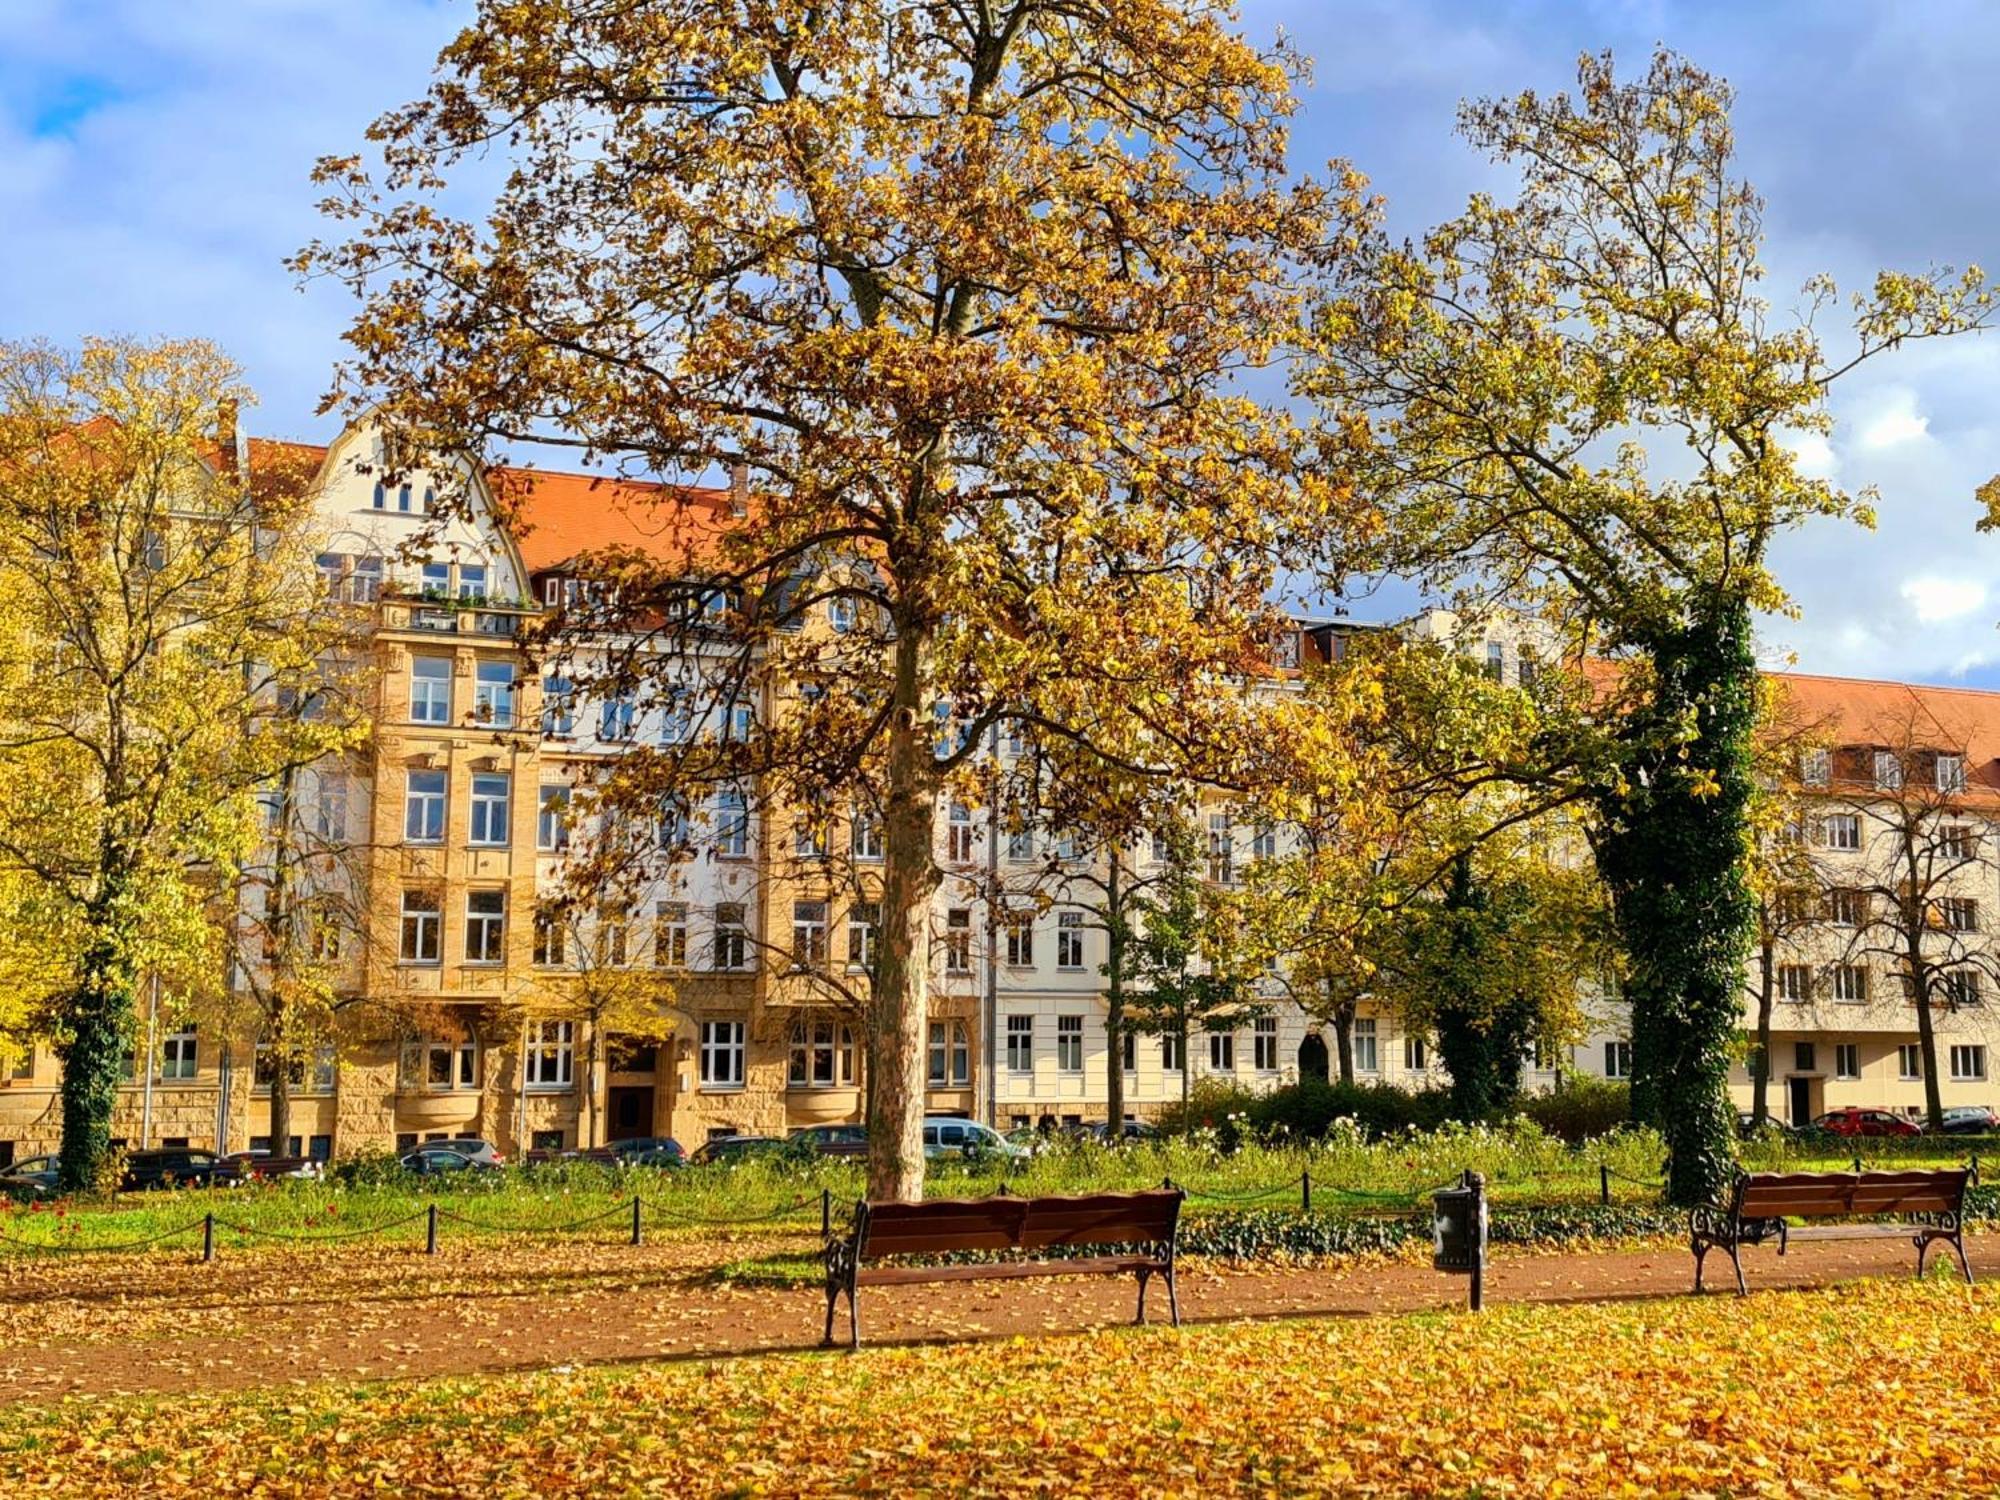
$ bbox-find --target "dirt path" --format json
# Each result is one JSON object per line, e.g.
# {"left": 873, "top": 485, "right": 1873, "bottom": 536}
{"left": 0, "top": 1230, "right": 1987, "bottom": 1404}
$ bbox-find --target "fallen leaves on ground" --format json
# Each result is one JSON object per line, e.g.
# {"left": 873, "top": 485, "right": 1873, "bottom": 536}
{"left": 1, "top": 1277, "right": 1995, "bottom": 1496}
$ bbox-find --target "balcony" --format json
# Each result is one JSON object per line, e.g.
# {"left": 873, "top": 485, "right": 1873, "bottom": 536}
{"left": 379, "top": 596, "right": 533, "bottom": 638}
{"left": 786, "top": 1087, "right": 862, "bottom": 1126}
{"left": 395, "top": 1090, "right": 481, "bottom": 1129}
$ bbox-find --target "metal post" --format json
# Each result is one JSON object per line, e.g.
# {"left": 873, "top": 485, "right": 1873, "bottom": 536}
{"left": 1600, "top": 1163, "right": 1610, "bottom": 1205}
{"left": 140, "top": 972, "right": 161, "bottom": 1151}
{"left": 426, "top": 1203, "right": 439, "bottom": 1255}
{"left": 1971, "top": 1154, "right": 1980, "bottom": 1186}
{"left": 631, "top": 1194, "right": 643, "bottom": 1247}
{"left": 821, "top": 1188, "right": 831, "bottom": 1238}
{"left": 1301, "top": 1170, "right": 1312, "bottom": 1215}
{"left": 1467, "top": 1171, "right": 1487, "bottom": 1313}
{"left": 1853, "top": 1154, "right": 1863, "bottom": 1174}
{"left": 202, "top": 1212, "right": 215, "bottom": 1263}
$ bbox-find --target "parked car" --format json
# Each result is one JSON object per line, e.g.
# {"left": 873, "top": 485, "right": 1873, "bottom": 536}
{"left": 120, "top": 1148, "right": 221, "bottom": 1191}
{"left": 0, "top": 1154, "right": 59, "bottom": 1201}
{"left": 788, "top": 1123, "right": 869, "bottom": 1159}
{"left": 606, "top": 1136, "right": 685, "bottom": 1163}
{"left": 690, "top": 1135, "right": 789, "bottom": 1165}
{"left": 400, "top": 1147, "right": 497, "bottom": 1177}
{"left": 1066, "top": 1120, "right": 1163, "bottom": 1146}
{"left": 423, "top": 1138, "right": 506, "bottom": 1168}
{"left": 1736, "top": 1111, "right": 1797, "bottom": 1139}
{"left": 1811, "top": 1107, "right": 1923, "bottom": 1138}
{"left": 1936, "top": 1105, "right": 1998, "bottom": 1135}
{"left": 922, "top": 1117, "right": 1028, "bottom": 1162}
{"left": 216, "top": 1150, "right": 323, "bottom": 1186}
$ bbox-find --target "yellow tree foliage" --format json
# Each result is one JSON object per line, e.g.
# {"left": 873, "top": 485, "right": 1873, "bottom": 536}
{"left": 300, "top": 1, "right": 1371, "bottom": 1196}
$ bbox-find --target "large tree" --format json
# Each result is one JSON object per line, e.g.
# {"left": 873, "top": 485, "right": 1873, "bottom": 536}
{"left": 0, "top": 339, "right": 361, "bottom": 1189}
{"left": 302, "top": 1, "right": 1356, "bottom": 1197}
{"left": 1306, "top": 51, "right": 1989, "bottom": 1203}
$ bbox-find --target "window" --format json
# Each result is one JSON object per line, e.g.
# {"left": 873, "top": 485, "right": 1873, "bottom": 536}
{"left": 1253, "top": 1017, "right": 1279, "bottom": 1072}
{"left": 7, "top": 1047, "right": 31, "bottom": 1081}
{"left": 1951, "top": 1045, "right": 1987, "bottom": 1081}
{"left": 1054, "top": 829, "right": 1080, "bottom": 862}
{"left": 1942, "top": 970, "right": 1983, "bottom": 1008}
{"left": 1353, "top": 1018, "right": 1378, "bottom": 1074}
{"left": 410, "top": 657, "right": 451, "bottom": 723}
{"left": 1774, "top": 887, "right": 1812, "bottom": 925}
{"left": 1057, "top": 1016, "right": 1084, "bottom": 1072}
{"left": 845, "top": 902, "right": 879, "bottom": 971}
{"left": 1778, "top": 964, "right": 1812, "bottom": 1003}
{"left": 947, "top": 803, "right": 976, "bottom": 863}
{"left": 160, "top": 1028, "right": 197, "bottom": 1081}
{"left": 1004, "top": 913, "right": 1034, "bottom": 967}
{"left": 372, "top": 480, "right": 387, "bottom": 511}
{"left": 657, "top": 797, "right": 691, "bottom": 853}
{"left": 403, "top": 771, "right": 445, "bottom": 843}
{"left": 469, "top": 773, "right": 511, "bottom": 846}
{"left": 1941, "top": 825, "right": 1976, "bottom": 860}
{"left": 851, "top": 809, "right": 883, "bottom": 861}
{"left": 792, "top": 900, "right": 828, "bottom": 969}
{"left": 1801, "top": 747, "right": 1830, "bottom": 787}
{"left": 351, "top": 556, "right": 383, "bottom": 603}
{"left": 1484, "top": 641, "right": 1505, "bottom": 680}
{"left": 1007, "top": 828, "right": 1034, "bottom": 862}
{"left": 722, "top": 700, "right": 754, "bottom": 742}
{"left": 1827, "top": 888, "right": 1865, "bottom": 926}
{"left": 928, "top": 1022, "right": 971, "bottom": 1087}
{"left": 1940, "top": 897, "right": 1978, "bottom": 933}
{"left": 944, "top": 908, "right": 972, "bottom": 974}
{"left": 1056, "top": 911, "right": 1085, "bottom": 970}
{"left": 525, "top": 1021, "right": 575, "bottom": 1090}
{"left": 465, "top": 890, "right": 506, "bottom": 963}
{"left": 1937, "top": 753, "right": 1967, "bottom": 792}
{"left": 1823, "top": 814, "right": 1861, "bottom": 851}
{"left": 1122, "top": 1030, "right": 1137, "bottom": 1073}
{"left": 1518, "top": 646, "right": 1540, "bottom": 688}
{"left": 421, "top": 560, "right": 449, "bottom": 596}
{"left": 794, "top": 812, "right": 827, "bottom": 859}
{"left": 1251, "top": 825, "right": 1277, "bottom": 862}
{"left": 400, "top": 889, "right": 441, "bottom": 963}
{"left": 698, "top": 1021, "right": 745, "bottom": 1089}
{"left": 829, "top": 597, "right": 857, "bottom": 634}
{"left": 712, "top": 904, "right": 750, "bottom": 971}
{"left": 1835, "top": 1043, "right": 1860, "bottom": 1080}
{"left": 537, "top": 786, "right": 569, "bottom": 851}
{"left": 1895, "top": 1043, "right": 1922, "bottom": 1080}
{"left": 399, "top": 483, "right": 416, "bottom": 514}
{"left": 473, "top": 661, "right": 514, "bottom": 726}
{"left": 714, "top": 785, "right": 750, "bottom": 857}
{"left": 1603, "top": 1040, "right": 1632, "bottom": 1079}
{"left": 656, "top": 903, "right": 688, "bottom": 968}
{"left": 660, "top": 691, "right": 692, "bottom": 745}
{"left": 1150, "top": 829, "right": 1170, "bottom": 864}
{"left": 1005, "top": 1016, "right": 1034, "bottom": 1072}
{"left": 1831, "top": 965, "right": 1869, "bottom": 1003}
{"left": 1874, "top": 750, "right": 1903, "bottom": 790}
{"left": 1160, "top": 1030, "right": 1184, "bottom": 1073}
{"left": 533, "top": 910, "right": 566, "bottom": 967}
{"left": 793, "top": 1020, "right": 857, "bottom": 1088}
{"left": 593, "top": 906, "right": 629, "bottom": 968}
{"left": 458, "top": 563, "right": 488, "bottom": 602}
{"left": 1206, "top": 814, "right": 1234, "bottom": 884}
{"left": 1794, "top": 1041, "right": 1817, "bottom": 1073}
{"left": 1209, "top": 1031, "right": 1235, "bottom": 1072}
{"left": 314, "top": 779, "right": 347, "bottom": 841}
{"left": 402, "top": 1036, "right": 478, "bottom": 1091}
{"left": 1405, "top": 1035, "right": 1429, "bottom": 1073}
{"left": 254, "top": 1044, "right": 337, "bottom": 1094}
{"left": 598, "top": 695, "right": 636, "bottom": 741}
{"left": 542, "top": 675, "right": 575, "bottom": 737}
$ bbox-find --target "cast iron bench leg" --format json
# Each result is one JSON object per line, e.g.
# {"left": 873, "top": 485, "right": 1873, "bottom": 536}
{"left": 822, "top": 1282, "right": 838, "bottom": 1347}
{"left": 1692, "top": 1240, "right": 1707, "bottom": 1293}
{"left": 1135, "top": 1267, "right": 1150, "bottom": 1326}
{"left": 1166, "top": 1265, "right": 1181, "bottom": 1327}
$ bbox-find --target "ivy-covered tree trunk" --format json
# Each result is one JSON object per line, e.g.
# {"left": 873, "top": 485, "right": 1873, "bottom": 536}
{"left": 1431, "top": 854, "right": 1535, "bottom": 1122}
{"left": 58, "top": 852, "right": 140, "bottom": 1193}
{"left": 1595, "top": 599, "right": 1758, "bottom": 1207}
{"left": 1750, "top": 938, "right": 1775, "bottom": 1128}
{"left": 1325, "top": 978, "right": 1357, "bottom": 1087}
{"left": 1102, "top": 852, "right": 1125, "bottom": 1133}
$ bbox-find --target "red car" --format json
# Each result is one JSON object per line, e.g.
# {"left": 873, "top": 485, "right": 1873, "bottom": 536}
{"left": 1811, "top": 1107, "right": 1922, "bottom": 1138}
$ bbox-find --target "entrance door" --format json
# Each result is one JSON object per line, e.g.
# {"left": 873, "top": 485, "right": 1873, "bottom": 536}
{"left": 1787, "top": 1076, "right": 1813, "bottom": 1130}
{"left": 607, "top": 1086, "right": 654, "bottom": 1142}
{"left": 1297, "top": 1034, "right": 1330, "bottom": 1085}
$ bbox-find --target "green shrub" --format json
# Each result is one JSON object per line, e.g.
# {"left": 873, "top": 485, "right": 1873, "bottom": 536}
{"left": 1523, "top": 1077, "right": 1632, "bottom": 1143}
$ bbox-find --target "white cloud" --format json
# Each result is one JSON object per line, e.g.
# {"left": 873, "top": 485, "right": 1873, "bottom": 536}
{"left": 1853, "top": 387, "right": 1932, "bottom": 452}
{"left": 1780, "top": 427, "right": 1839, "bottom": 480}
{"left": 1900, "top": 576, "right": 1988, "bottom": 625}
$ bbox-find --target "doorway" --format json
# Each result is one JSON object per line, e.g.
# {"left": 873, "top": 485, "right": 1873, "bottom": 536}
{"left": 1787, "top": 1076, "right": 1814, "bottom": 1129}
{"left": 607, "top": 1086, "right": 655, "bottom": 1142}
{"left": 1298, "top": 1033, "right": 1330, "bottom": 1085}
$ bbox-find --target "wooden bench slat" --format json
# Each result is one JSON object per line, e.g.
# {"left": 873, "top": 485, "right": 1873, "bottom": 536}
{"left": 1696, "top": 1167, "right": 1971, "bottom": 1296}
{"left": 857, "top": 1255, "right": 1160, "bottom": 1286}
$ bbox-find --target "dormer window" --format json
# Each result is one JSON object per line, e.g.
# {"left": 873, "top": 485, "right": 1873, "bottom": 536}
{"left": 420, "top": 561, "right": 450, "bottom": 599}
{"left": 1801, "top": 748, "right": 1830, "bottom": 788}
{"left": 1271, "top": 631, "right": 1300, "bottom": 669}
{"left": 459, "top": 564, "right": 488, "bottom": 603}
{"left": 1874, "top": 751, "right": 1903, "bottom": 791}
{"left": 1937, "top": 753, "right": 1967, "bottom": 793}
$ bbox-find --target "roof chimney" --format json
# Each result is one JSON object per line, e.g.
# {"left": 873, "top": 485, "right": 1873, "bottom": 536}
{"left": 728, "top": 462, "right": 749, "bottom": 518}
{"left": 214, "top": 399, "right": 242, "bottom": 480}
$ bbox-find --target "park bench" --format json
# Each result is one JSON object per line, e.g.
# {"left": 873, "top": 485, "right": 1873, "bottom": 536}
{"left": 1690, "top": 1168, "right": 1973, "bottom": 1295}
{"left": 822, "top": 1188, "right": 1183, "bottom": 1349}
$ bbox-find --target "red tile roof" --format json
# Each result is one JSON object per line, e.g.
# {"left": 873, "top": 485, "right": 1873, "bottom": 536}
{"left": 488, "top": 466, "right": 739, "bottom": 572}
{"left": 1770, "top": 671, "right": 2000, "bottom": 798}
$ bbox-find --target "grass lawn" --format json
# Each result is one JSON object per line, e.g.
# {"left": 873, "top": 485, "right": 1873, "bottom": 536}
{"left": 0, "top": 1276, "right": 1992, "bottom": 1496}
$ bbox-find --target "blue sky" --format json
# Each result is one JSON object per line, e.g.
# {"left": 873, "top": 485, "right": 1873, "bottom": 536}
{"left": 3, "top": 1, "right": 1999, "bottom": 683}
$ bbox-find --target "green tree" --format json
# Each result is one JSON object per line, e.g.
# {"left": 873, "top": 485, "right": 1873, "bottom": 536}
{"left": 1306, "top": 51, "right": 1989, "bottom": 1202}
{"left": 301, "top": 1, "right": 1362, "bottom": 1197}
{"left": 0, "top": 339, "right": 362, "bottom": 1190}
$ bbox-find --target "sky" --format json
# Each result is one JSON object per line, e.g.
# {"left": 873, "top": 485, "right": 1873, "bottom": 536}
{"left": 3, "top": 0, "right": 1999, "bottom": 684}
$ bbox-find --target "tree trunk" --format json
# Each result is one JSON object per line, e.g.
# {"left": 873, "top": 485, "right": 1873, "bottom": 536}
{"left": 1596, "top": 599, "right": 1757, "bottom": 1207}
{"left": 1103, "top": 853, "right": 1124, "bottom": 1131}
{"left": 1328, "top": 980, "right": 1356, "bottom": 1087}
{"left": 1750, "top": 937, "right": 1774, "bottom": 1127}
{"left": 268, "top": 1013, "right": 293, "bottom": 1160}
{"left": 1911, "top": 948, "right": 1947, "bottom": 1131}
{"left": 865, "top": 625, "right": 938, "bottom": 1201}
{"left": 58, "top": 856, "right": 140, "bottom": 1193}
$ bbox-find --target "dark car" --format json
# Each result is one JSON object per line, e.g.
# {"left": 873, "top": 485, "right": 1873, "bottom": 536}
{"left": 426, "top": 1138, "right": 506, "bottom": 1167}
{"left": 215, "top": 1150, "right": 323, "bottom": 1186}
{"left": 1936, "top": 1105, "right": 1998, "bottom": 1135}
{"left": 690, "top": 1135, "right": 789, "bottom": 1165}
{"left": 1811, "top": 1107, "right": 1922, "bottom": 1138}
{"left": 1068, "top": 1120, "right": 1162, "bottom": 1146}
{"left": 1736, "top": 1111, "right": 1797, "bottom": 1139}
{"left": 0, "top": 1154, "right": 59, "bottom": 1201}
{"left": 120, "top": 1148, "right": 220, "bottom": 1191}
{"left": 607, "top": 1136, "right": 685, "bottom": 1163}
{"left": 400, "top": 1147, "right": 496, "bottom": 1177}
{"left": 788, "top": 1123, "right": 868, "bottom": 1158}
